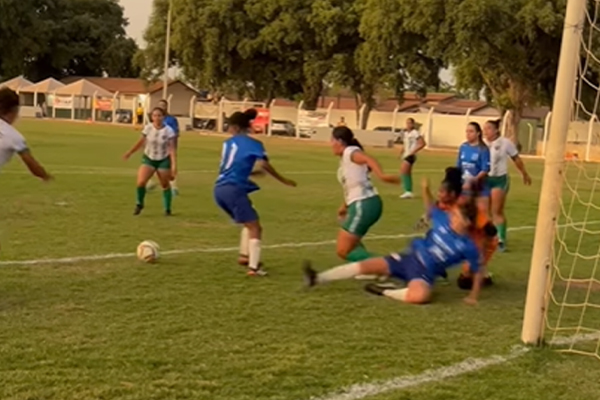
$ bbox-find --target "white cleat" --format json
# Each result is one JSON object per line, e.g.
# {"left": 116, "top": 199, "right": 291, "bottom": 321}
{"left": 399, "top": 192, "right": 414, "bottom": 199}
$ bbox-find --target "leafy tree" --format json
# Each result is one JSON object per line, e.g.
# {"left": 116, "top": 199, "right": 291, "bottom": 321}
{"left": 402, "top": 0, "right": 566, "bottom": 140}
{"left": 0, "top": 0, "right": 139, "bottom": 81}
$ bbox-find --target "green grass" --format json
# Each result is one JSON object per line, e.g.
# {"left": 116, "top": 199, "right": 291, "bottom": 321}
{"left": 0, "top": 119, "right": 599, "bottom": 400}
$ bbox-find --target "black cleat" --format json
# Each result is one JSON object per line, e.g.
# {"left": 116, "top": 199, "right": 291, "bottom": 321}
{"left": 133, "top": 204, "right": 144, "bottom": 215}
{"left": 483, "top": 274, "right": 494, "bottom": 287}
{"left": 165, "top": 209, "right": 172, "bottom": 216}
{"left": 364, "top": 283, "right": 393, "bottom": 296}
{"left": 303, "top": 260, "right": 318, "bottom": 287}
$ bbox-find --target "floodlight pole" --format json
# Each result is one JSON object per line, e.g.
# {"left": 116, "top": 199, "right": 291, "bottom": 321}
{"left": 162, "top": 0, "right": 173, "bottom": 99}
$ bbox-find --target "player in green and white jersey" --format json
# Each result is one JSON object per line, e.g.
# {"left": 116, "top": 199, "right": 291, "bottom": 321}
{"left": 483, "top": 119, "right": 532, "bottom": 251}
{"left": 399, "top": 118, "right": 426, "bottom": 199}
{"left": 0, "top": 88, "right": 51, "bottom": 180}
{"left": 124, "top": 107, "right": 178, "bottom": 216}
{"left": 332, "top": 126, "right": 399, "bottom": 264}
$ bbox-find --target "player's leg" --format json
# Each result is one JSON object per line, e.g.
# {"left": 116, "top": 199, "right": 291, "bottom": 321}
{"left": 303, "top": 256, "right": 391, "bottom": 286}
{"left": 232, "top": 191, "right": 264, "bottom": 275}
{"left": 135, "top": 160, "right": 156, "bottom": 215}
{"left": 490, "top": 177, "right": 509, "bottom": 251}
{"left": 156, "top": 158, "right": 173, "bottom": 216}
{"left": 170, "top": 136, "right": 179, "bottom": 195}
{"left": 364, "top": 253, "right": 433, "bottom": 304}
{"left": 338, "top": 196, "right": 382, "bottom": 261}
{"left": 399, "top": 157, "right": 414, "bottom": 199}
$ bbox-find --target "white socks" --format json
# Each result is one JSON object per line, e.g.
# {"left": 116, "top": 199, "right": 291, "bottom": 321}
{"left": 317, "top": 262, "right": 361, "bottom": 283}
{"left": 248, "top": 238, "right": 261, "bottom": 270}
{"left": 239, "top": 227, "right": 249, "bottom": 257}
{"left": 383, "top": 288, "right": 408, "bottom": 302}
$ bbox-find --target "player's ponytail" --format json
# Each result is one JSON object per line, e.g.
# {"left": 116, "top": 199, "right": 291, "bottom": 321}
{"left": 228, "top": 108, "right": 257, "bottom": 131}
{"left": 332, "top": 126, "right": 363, "bottom": 150}
{"left": 442, "top": 167, "right": 463, "bottom": 197}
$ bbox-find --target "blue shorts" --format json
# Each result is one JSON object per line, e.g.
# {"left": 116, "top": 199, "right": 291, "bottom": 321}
{"left": 384, "top": 253, "right": 435, "bottom": 285}
{"left": 214, "top": 184, "right": 258, "bottom": 224}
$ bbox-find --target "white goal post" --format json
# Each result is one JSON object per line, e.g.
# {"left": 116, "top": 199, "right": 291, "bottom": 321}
{"left": 522, "top": 0, "right": 600, "bottom": 359}
{"left": 521, "top": 0, "right": 587, "bottom": 345}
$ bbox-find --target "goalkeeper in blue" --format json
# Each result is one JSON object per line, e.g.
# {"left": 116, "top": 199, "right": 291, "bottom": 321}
{"left": 303, "top": 202, "right": 484, "bottom": 305}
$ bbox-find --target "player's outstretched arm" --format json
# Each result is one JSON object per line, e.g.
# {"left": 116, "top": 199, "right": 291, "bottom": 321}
{"left": 421, "top": 177, "right": 434, "bottom": 210}
{"left": 19, "top": 150, "right": 51, "bottom": 181}
{"left": 350, "top": 151, "right": 400, "bottom": 184}
{"left": 258, "top": 160, "right": 296, "bottom": 187}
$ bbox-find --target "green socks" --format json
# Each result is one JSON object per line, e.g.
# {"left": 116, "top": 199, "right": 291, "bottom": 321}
{"left": 346, "top": 242, "right": 373, "bottom": 262}
{"left": 401, "top": 174, "right": 413, "bottom": 192}
{"left": 136, "top": 186, "right": 146, "bottom": 206}
{"left": 497, "top": 223, "right": 507, "bottom": 243}
{"left": 162, "top": 188, "right": 173, "bottom": 212}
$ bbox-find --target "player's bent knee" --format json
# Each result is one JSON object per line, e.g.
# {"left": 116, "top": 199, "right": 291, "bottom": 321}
{"left": 405, "top": 279, "right": 432, "bottom": 304}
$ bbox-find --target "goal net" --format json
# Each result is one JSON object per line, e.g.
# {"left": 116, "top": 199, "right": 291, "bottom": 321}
{"left": 522, "top": 0, "right": 600, "bottom": 359}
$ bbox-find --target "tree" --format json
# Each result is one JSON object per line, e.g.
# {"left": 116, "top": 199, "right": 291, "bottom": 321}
{"left": 402, "top": 0, "right": 566, "bottom": 141}
{"left": 0, "top": 0, "right": 139, "bottom": 81}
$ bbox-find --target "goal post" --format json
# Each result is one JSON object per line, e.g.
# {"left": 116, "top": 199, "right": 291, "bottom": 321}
{"left": 521, "top": 0, "right": 587, "bottom": 345}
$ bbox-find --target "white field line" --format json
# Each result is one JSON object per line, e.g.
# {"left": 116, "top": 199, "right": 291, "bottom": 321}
{"left": 309, "top": 332, "right": 600, "bottom": 400}
{"left": 1, "top": 220, "right": 597, "bottom": 267}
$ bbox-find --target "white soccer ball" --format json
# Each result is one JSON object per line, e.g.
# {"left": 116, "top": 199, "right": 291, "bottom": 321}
{"left": 137, "top": 240, "right": 160, "bottom": 263}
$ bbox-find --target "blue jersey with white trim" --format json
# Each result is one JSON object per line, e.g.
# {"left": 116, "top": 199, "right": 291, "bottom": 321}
{"left": 457, "top": 143, "right": 490, "bottom": 182}
{"left": 410, "top": 222, "right": 481, "bottom": 277}
{"left": 215, "top": 134, "right": 267, "bottom": 193}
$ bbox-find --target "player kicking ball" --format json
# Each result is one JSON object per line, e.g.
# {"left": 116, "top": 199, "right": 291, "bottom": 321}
{"left": 303, "top": 203, "right": 483, "bottom": 305}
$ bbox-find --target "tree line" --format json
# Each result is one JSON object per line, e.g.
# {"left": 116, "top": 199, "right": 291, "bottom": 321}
{"left": 139, "top": 0, "right": 579, "bottom": 137}
{"left": 0, "top": 0, "right": 139, "bottom": 83}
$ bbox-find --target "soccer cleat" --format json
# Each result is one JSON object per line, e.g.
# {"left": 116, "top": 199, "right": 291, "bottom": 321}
{"left": 497, "top": 242, "right": 506, "bottom": 252}
{"left": 364, "top": 283, "right": 397, "bottom": 296}
{"left": 483, "top": 274, "right": 494, "bottom": 287}
{"left": 133, "top": 204, "right": 144, "bottom": 216}
{"left": 399, "top": 192, "right": 414, "bottom": 199}
{"left": 165, "top": 210, "right": 172, "bottom": 216}
{"left": 247, "top": 267, "right": 268, "bottom": 277}
{"left": 303, "top": 260, "right": 318, "bottom": 287}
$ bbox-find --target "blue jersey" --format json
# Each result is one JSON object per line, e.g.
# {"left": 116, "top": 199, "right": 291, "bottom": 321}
{"left": 164, "top": 115, "right": 179, "bottom": 136}
{"left": 410, "top": 222, "right": 480, "bottom": 278}
{"left": 215, "top": 134, "right": 267, "bottom": 193}
{"left": 457, "top": 143, "right": 490, "bottom": 181}
{"left": 428, "top": 205, "right": 450, "bottom": 228}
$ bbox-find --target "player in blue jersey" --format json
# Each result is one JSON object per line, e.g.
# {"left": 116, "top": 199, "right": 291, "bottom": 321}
{"left": 457, "top": 122, "right": 491, "bottom": 215}
{"left": 303, "top": 201, "right": 483, "bottom": 305}
{"left": 214, "top": 109, "right": 297, "bottom": 276}
{"left": 147, "top": 100, "right": 181, "bottom": 195}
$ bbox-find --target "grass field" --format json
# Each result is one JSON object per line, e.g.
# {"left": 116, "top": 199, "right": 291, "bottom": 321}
{"left": 0, "top": 119, "right": 599, "bottom": 400}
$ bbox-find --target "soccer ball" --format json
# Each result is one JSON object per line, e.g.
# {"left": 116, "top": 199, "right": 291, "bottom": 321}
{"left": 137, "top": 240, "right": 160, "bottom": 263}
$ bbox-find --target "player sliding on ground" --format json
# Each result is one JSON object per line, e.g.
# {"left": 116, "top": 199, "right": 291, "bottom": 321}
{"left": 214, "top": 109, "right": 296, "bottom": 276}
{"left": 303, "top": 198, "right": 484, "bottom": 305}
{"left": 124, "top": 107, "right": 178, "bottom": 216}
{"left": 417, "top": 167, "right": 497, "bottom": 289}
{"left": 483, "top": 119, "right": 532, "bottom": 252}
{"left": 332, "top": 126, "right": 399, "bottom": 266}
